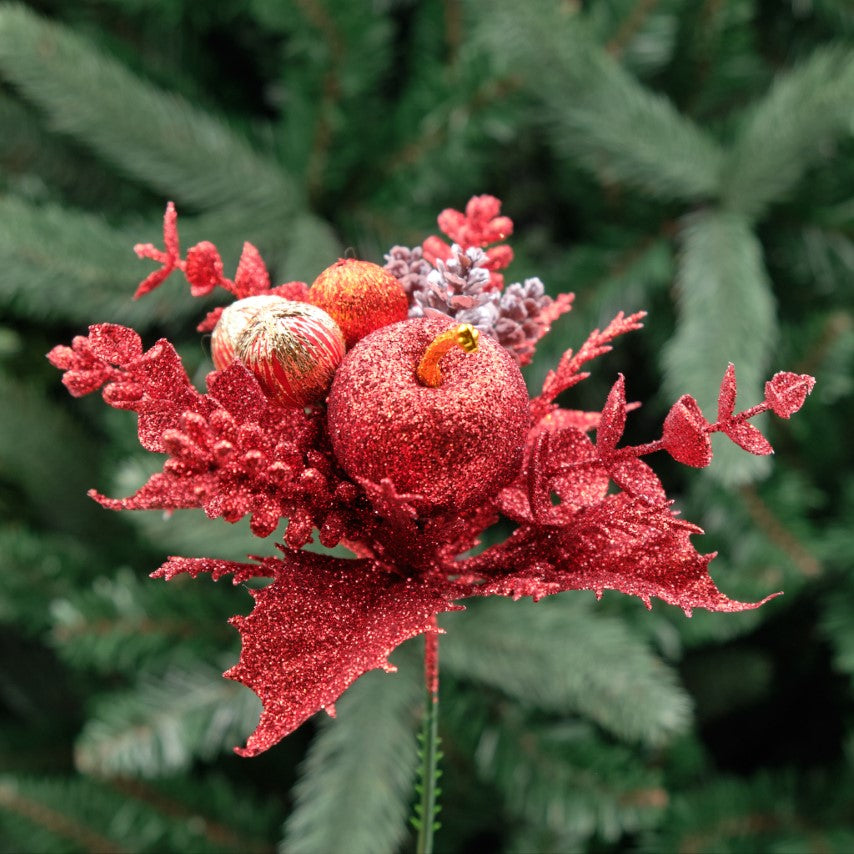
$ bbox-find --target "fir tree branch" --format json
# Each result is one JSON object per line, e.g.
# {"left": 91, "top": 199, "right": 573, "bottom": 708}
{"left": 0, "top": 778, "right": 122, "bottom": 854}
{"left": 662, "top": 209, "right": 776, "bottom": 484}
{"left": 281, "top": 653, "right": 421, "bottom": 854}
{"left": 0, "top": 6, "right": 299, "bottom": 219}
{"left": 74, "top": 663, "right": 261, "bottom": 777}
{"left": 720, "top": 45, "right": 854, "bottom": 219}
{"left": 477, "top": 0, "right": 725, "bottom": 200}
{"left": 441, "top": 596, "right": 691, "bottom": 747}
{"left": 0, "top": 197, "right": 202, "bottom": 327}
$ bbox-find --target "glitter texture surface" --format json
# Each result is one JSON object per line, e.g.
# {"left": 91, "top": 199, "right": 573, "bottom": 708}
{"left": 327, "top": 315, "right": 529, "bottom": 511}
{"left": 308, "top": 259, "right": 409, "bottom": 348}
{"left": 48, "top": 197, "right": 816, "bottom": 756}
{"left": 234, "top": 301, "right": 345, "bottom": 408}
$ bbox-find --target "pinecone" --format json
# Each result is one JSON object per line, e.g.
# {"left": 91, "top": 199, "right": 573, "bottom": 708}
{"left": 411, "top": 245, "right": 498, "bottom": 331}
{"left": 494, "top": 277, "right": 554, "bottom": 365}
{"left": 383, "top": 245, "right": 433, "bottom": 300}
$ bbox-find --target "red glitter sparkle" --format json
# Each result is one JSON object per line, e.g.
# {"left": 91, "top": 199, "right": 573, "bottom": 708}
{"left": 48, "top": 198, "right": 816, "bottom": 757}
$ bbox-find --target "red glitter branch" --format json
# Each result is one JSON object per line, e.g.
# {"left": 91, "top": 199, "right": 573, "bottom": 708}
{"left": 532, "top": 310, "right": 646, "bottom": 422}
{"left": 422, "top": 194, "right": 515, "bottom": 289}
{"left": 133, "top": 202, "right": 308, "bottom": 331}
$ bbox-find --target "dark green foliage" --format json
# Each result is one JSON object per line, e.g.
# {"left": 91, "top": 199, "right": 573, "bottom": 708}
{"left": 0, "top": 1, "right": 850, "bottom": 851}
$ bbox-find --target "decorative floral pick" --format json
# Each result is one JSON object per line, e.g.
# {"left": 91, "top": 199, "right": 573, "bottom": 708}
{"left": 49, "top": 195, "right": 815, "bottom": 769}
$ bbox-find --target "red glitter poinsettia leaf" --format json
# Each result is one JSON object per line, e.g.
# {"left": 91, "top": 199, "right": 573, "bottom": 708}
{"left": 214, "top": 550, "right": 463, "bottom": 756}
{"left": 206, "top": 363, "right": 273, "bottom": 422}
{"left": 132, "top": 202, "right": 180, "bottom": 298}
{"left": 528, "top": 427, "right": 609, "bottom": 523}
{"left": 152, "top": 555, "right": 274, "bottom": 584}
{"left": 121, "top": 340, "right": 212, "bottom": 452}
{"left": 597, "top": 374, "right": 627, "bottom": 454}
{"left": 475, "top": 496, "right": 775, "bottom": 614}
{"left": 234, "top": 242, "right": 272, "bottom": 298}
{"left": 89, "top": 471, "right": 209, "bottom": 512}
{"left": 723, "top": 421, "right": 774, "bottom": 456}
{"left": 764, "top": 372, "right": 816, "bottom": 419}
{"left": 608, "top": 456, "right": 667, "bottom": 505}
{"left": 718, "top": 363, "right": 738, "bottom": 421}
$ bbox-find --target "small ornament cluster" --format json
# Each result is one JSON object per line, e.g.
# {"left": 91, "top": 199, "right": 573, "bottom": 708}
{"left": 49, "top": 195, "right": 815, "bottom": 757}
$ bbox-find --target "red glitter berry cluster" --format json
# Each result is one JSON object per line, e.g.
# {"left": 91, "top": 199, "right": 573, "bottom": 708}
{"left": 48, "top": 197, "right": 814, "bottom": 757}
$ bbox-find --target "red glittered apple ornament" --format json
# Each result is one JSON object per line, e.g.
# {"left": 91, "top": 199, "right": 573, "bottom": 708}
{"left": 327, "top": 314, "right": 530, "bottom": 510}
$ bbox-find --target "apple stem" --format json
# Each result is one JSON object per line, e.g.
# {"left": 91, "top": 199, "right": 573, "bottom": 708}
{"left": 416, "top": 324, "right": 480, "bottom": 387}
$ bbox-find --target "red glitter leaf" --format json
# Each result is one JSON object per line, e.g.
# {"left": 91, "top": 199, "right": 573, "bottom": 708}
{"left": 474, "top": 496, "right": 773, "bottom": 615}
{"left": 764, "top": 372, "right": 816, "bottom": 419}
{"left": 597, "top": 374, "right": 627, "bottom": 454}
{"left": 528, "top": 427, "right": 609, "bottom": 523}
{"left": 661, "top": 395, "right": 713, "bottom": 468}
{"left": 270, "top": 281, "right": 309, "bottom": 301}
{"left": 185, "top": 242, "right": 225, "bottom": 297}
{"left": 157, "top": 551, "right": 462, "bottom": 756}
{"left": 718, "top": 363, "right": 737, "bottom": 421}
{"left": 197, "top": 306, "right": 225, "bottom": 333}
{"left": 724, "top": 421, "right": 774, "bottom": 456}
{"left": 234, "top": 242, "right": 272, "bottom": 297}
{"left": 422, "top": 235, "right": 453, "bottom": 266}
{"left": 608, "top": 457, "right": 667, "bottom": 505}
{"left": 133, "top": 202, "right": 180, "bottom": 299}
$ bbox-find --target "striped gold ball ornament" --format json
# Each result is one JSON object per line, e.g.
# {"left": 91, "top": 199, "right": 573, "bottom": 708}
{"left": 234, "top": 301, "right": 346, "bottom": 408}
{"left": 211, "top": 295, "right": 291, "bottom": 371}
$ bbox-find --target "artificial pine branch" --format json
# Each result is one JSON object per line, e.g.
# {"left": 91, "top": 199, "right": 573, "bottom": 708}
{"left": 441, "top": 596, "right": 691, "bottom": 747}
{"left": 281, "top": 658, "right": 421, "bottom": 854}
{"left": 74, "top": 663, "right": 260, "bottom": 777}
{"left": 476, "top": 0, "right": 725, "bottom": 200}
{"left": 0, "top": 5, "right": 295, "bottom": 219}
{"left": 720, "top": 45, "right": 854, "bottom": 220}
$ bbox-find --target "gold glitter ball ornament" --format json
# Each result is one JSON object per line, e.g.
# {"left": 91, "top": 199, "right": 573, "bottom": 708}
{"left": 234, "top": 301, "right": 346, "bottom": 408}
{"left": 307, "top": 258, "right": 409, "bottom": 348}
{"left": 210, "top": 295, "right": 292, "bottom": 370}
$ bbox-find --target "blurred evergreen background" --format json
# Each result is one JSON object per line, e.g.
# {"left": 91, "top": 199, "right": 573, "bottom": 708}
{"left": 0, "top": 0, "right": 852, "bottom": 851}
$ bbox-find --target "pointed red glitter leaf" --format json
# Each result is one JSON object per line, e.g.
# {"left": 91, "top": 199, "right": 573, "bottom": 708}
{"left": 475, "top": 496, "right": 775, "bottom": 614}
{"left": 724, "top": 421, "right": 774, "bottom": 456}
{"left": 597, "top": 374, "right": 627, "bottom": 454}
{"left": 89, "top": 472, "right": 209, "bottom": 512}
{"left": 197, "top": 306, "right": 225, "bottom": 333}
{"left": 661, "top": 395, "right": 713, "bottom": 467}
{"left": 206, "top": 363, "right": 275, "bottom": 422}
{"left": 764, "top": 372, "right": 816, "bottom": 419}
{"left": 184, "top": 241, "right": 225, "bottom": 297}
{"left": 153, "top": 555, "right": 273, "bottom": 584}
{"left": 234, "top": 242, "right": 272, "bottom": 297}
{"left": 210, "top": 551, "right": 462, "bottom": 756}
{"left": 270, "top": 281, "right": 309, "bottom": 301}
{"left": 161, "top": 201, "right": 180, "bottom": 259}
{"left": 421, "top": 235, "right": 453, "bottom": 266}
{"left": 87, "top": 324, "right": 144, "bottom": 363}
{"left": 718, "top": 363, "right": 737, "bottom": 421}
{"left": 528, "top": 426, "right": 609, "bottom": 523}
{"left": 608, "top": 457, "right": 667, "bottom": 505}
